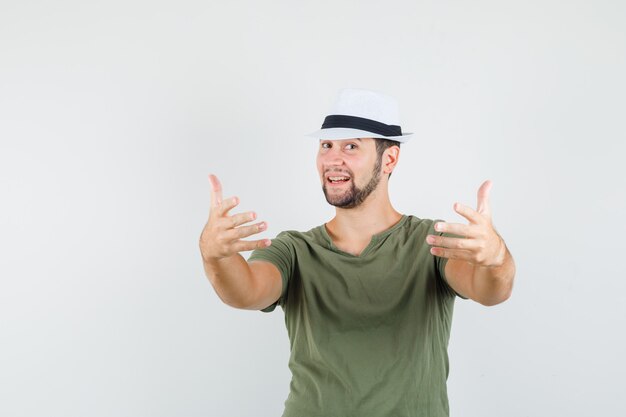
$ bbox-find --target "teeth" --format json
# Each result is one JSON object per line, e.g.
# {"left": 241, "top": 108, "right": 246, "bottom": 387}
{"left": 329, "top": 176, "right": 349, "bottom": 181}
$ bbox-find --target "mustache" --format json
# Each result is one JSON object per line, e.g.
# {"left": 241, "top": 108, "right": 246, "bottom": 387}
{"left": 324, "top": 168, "right": 353, "bottom": 176}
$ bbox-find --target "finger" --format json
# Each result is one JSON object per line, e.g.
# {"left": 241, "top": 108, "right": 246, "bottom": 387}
{"left": 434, "top": 221, "right": 477, "bottom": 238}
{"left": 426, "top": 234, "right": 479, "bottom": 250}
{"left": 208, "top": 174, "right": 223, "bottom": 209}
{"left": 453, "top": 202, "right": 484, "bottom": 225}
{"left": 224, "top": 221, "right": 267, "bottom": 240}
{"left": 232, "top": 238, "right": 272, "bottom": 252}
{"left": 227, "top": 211, "right": 257, "bottom": 228}
{"left": 430, "top": 246, "right": 474, "bottom": 261}
{"left": 476, "top": 180, "right": 492, "bottom": 218}
{"left": 219, "top": 196, "right": 240, "bottom": 216}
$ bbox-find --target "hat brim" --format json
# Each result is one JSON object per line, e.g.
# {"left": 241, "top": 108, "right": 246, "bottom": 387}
{"left": 304, "top": 127, "right": 413, "bottom": 143}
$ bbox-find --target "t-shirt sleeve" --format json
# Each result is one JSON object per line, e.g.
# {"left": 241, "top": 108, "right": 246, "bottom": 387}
{"left": 246, "top": 231, "right": 294, "bottom": 312}
{"left": 432, "top": 219, "right": 469, "bottom": 300}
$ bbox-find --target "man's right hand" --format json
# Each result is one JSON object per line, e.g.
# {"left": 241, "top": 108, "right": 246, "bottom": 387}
{"left": 199, "top": 174, "right": 271, "bottom": 262}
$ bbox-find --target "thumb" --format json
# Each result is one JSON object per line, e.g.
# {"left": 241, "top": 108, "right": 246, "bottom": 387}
{"left": 477, "top": 179, "right": 492, "bottom": 218}
{"left": 209, "top": 174, "right": 223, "bottom": 209}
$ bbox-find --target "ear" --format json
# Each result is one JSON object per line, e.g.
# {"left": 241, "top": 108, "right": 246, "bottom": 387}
{"left": 382, "top": 145, "right": 400, "bottom": 175}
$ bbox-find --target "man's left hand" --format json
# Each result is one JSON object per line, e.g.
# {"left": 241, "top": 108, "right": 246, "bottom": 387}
{"left": 426, "top": 180, "right": 506, "bottom": 268}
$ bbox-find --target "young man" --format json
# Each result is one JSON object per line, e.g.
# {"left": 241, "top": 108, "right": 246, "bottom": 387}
{"left": 199, "top": 88, "right": 515, "bottom": 417}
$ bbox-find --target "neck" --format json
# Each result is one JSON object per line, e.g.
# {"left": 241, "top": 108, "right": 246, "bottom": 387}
{"left": 325, "top": 184, "right": 402, "bottom": 241}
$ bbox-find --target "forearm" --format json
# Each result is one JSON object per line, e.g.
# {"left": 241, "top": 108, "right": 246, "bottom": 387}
{"left": 472, "top": 240, "right": 516, "bottom": 306}
{"left": 202, "top": 253, "right": 256, "bottom": 308}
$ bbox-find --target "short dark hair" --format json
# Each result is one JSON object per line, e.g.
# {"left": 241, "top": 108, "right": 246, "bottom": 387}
{"left": 375, "top": 139, "right": 400, "bottom": 179}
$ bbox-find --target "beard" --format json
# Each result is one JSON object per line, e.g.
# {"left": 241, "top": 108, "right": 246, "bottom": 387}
{"left": 322, "top": 157, "right": 382, "bottom": 209}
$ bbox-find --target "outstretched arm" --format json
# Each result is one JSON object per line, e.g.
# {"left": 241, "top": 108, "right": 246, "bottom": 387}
{"left": 426, "top": 180, "right": 516, "bottom": 306}
{"left": 199, "top": 174, "right": 282, "bottom": 310}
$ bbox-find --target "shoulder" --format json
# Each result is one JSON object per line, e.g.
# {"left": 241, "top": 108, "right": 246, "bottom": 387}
{"left": 271, "top": 224, "right": 327, "bottom": 246}
{"left": 400, "top": 215, "right": 440, "bottom": 235}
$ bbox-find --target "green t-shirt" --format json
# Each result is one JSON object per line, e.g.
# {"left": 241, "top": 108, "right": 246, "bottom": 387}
{"left": 248, "top": 214, "right": 468, "bottom": 417}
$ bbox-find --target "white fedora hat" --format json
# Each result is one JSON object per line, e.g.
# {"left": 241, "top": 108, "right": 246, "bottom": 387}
{"left": 305, "top": 88, "right": 414, "bottom": 142}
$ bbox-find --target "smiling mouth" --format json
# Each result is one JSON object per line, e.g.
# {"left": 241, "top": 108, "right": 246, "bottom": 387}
{"left": 327, "top": 175, "right": 351, "bottom": 184}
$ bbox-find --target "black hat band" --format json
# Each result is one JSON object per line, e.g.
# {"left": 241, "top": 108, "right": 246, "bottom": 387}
{"left": 321, "top": 115, "right": 402, "bottom": 137}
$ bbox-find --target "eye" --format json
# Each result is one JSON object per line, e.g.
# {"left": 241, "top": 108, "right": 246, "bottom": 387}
{"left": 321, "top": 142, "right": 331, "bottom": 149}
{"left": 345, "top": 143, "right": 357, "bottom": 150}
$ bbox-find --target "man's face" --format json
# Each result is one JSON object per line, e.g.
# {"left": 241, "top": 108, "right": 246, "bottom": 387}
{"left": 316, "top": 137, "right": 382, "bottom": 209}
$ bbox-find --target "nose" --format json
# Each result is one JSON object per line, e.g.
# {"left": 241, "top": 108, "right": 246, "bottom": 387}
{"left": 321, "top": 143, "right": 345, "bottom": 166}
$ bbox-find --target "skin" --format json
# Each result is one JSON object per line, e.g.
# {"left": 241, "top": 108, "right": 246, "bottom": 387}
{"left": 199, "top": 175, "right": 279, "bottom": 310}
{"left": 430, "top": 181, "right": 515, "bottom": 305}
{"left": 316, "top": 138, "right": 403, "bottom": 256}
{"left": 199, "top": 137, "right": 515, "bottom": 308}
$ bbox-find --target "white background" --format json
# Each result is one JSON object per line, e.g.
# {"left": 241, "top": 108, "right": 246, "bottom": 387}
{"left": 1, "top": 1, "right": 625, "bottom": 416}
